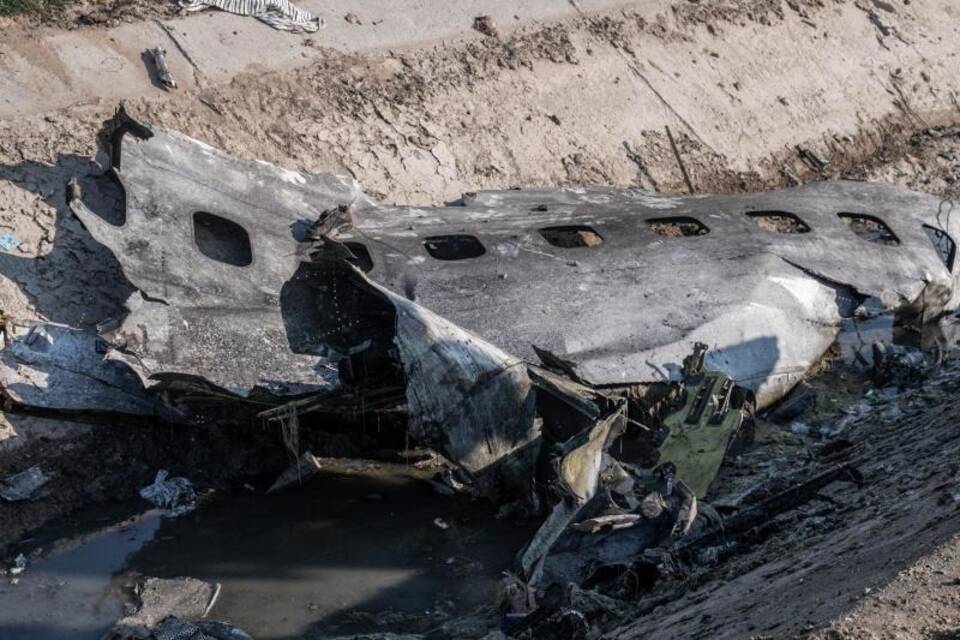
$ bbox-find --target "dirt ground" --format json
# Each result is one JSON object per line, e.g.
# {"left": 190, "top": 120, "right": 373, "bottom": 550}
{"left": 0, "top": 0, "right": 176, "bottom": 29}
{"left": 2, "top": 0, "right": 960, "bottom": 638}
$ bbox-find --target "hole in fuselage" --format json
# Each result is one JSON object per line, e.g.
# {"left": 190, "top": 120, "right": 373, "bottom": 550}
{"left": 423, "top": 235, "right": 486, "bottom": 260}
{"left": 837, "top": 212, "right": 899, "bottom": 246}
{"left": 648, "top": 216, "right": 709, "bottom": 237}
{"left": 539, "top": 225, "right": 604, "bottom": 248}
{"left": 193, "top": 212, "right": 253, "bottom": 267}
{"left": 922, "top": 224, "right": 955, "bottom": 271}
{"left": 343, "top": 242, "right": 374, "bottom": 273}
{"left": 745, "top": 211, "right": 811, "bottom": 234}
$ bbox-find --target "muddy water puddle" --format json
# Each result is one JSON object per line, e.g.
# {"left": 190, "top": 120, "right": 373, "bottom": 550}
{"left": 0, "top": 507, "right": 160, "bottom": 640}
{"left": 0, "top": 469, "right": 532, "bottom": 639}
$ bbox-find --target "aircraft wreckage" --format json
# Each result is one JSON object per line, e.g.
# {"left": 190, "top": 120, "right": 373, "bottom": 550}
{"left": 2, "top": 109, "right": 959, "bottom": 591}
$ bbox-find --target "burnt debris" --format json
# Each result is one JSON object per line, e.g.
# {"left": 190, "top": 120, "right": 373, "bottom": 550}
{"left": 2, "top": 108, "right": 959, "bottom": 637}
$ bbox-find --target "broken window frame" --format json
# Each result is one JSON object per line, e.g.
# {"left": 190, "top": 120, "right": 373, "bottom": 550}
{"left": 423, "top": 234, "right": 487, "bottom": 261}
{"left": 837, "top": 211, "right": 900, "bottom": 246}
{"left": 744, "top": 210, "right": 812, "bottom": 234}
{"left": 538, "top": 225, "right": 605, "bottom": 248}
{"left": 343, "top": 241, "right": 375, "bottom": 273}
{"left": 646, "top": 216, "right": 711, "bottom": 238}
{"left": 922, "top": 224, "right": 956, "bottom": 272}
{"left": 192, "top": 211, "right": 255, "bottom": 268}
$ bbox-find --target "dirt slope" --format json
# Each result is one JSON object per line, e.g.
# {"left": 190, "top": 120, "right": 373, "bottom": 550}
{"left": 3, "top": 0, "right": 960, "bottom": 329}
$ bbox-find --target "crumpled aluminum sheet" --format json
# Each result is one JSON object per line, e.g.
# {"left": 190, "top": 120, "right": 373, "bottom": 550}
{"left": 0, "top": 322, "right": 174, "bottom": 417}
{"left": 139, "top": 470, "right": 196, "bottom": 515}
{"left": 69, "top": 121, "right": 367, "bottom": 399}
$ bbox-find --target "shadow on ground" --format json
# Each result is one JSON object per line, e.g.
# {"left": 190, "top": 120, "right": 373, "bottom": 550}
{"left": 0, "top": 155, "right": 134, "bottom": 329}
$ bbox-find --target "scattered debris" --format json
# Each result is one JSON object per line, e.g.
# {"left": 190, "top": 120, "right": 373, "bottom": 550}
{"left": 152, "top": 617, "right": 254, "bottom": 640}
{"left": 344, "top": 12, "right": 361, "bottom": 25}
{"left": 6, "top": 109, "right": 960, "bottom": 639}
{"left": 108, "top": 577, "right": 227, "bottom": 639}
{"left": 0, "top": 322, "right": 176, "bottom": 417}
{"left": 665, "top": 125, "right": 695, "bottom": 193}
{"left": 178, "top": 0, "right": 323, "bottom": 32}
{"left": 872, "top": 342, "right": 928, "bottom": 386}
{"left": 0, "top": 233, "right": 20, "bottom": 252}
{"left": 571, "top": 514, "right": 642, "bottom": 533}
{"left": 266, "top": 451, "right": 322, "bottom": 493}
{"left": 473, "top": 15, "right": 499, "bottom": 38}
{"left": 9, "top": 553, "right": 26, "bottom": 578}
{"left": 657, "top": 343, "right": 752, "bottom": 498}
{"left": 429, "top": 468, "right": 470, "bottom": 496}
{"left": 147, "top": 47, "right": 177, "bottom": 90}
{"left": 669, "top": 463, "right": 863, "bottom": 566}
{"left": 0, "top": 465, "right": 49, "bottom": 502}
{"left": 12, "top": 116, "right": 950, "bottom": 616}
{"left": 140, "top": 470, "right": 197, "bottom": 515}
{"left": 796, "top": 144, "right": 830, "bottom": 172}
{"left": 766, "top": 381, "right": 817, "bottom": 423}
{"left": 105, "top": 578, "right": 240, "bottom": 640}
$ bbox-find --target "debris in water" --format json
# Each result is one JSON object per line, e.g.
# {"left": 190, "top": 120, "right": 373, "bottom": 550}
{"left": 430, "top": 468, "right": 469, "bottom": 496}
{"left": 0, "top": 465, "right": 49, "bottom": 502}
{"left": 571, "top": 514, "right": 642, "bottom": 533}
{"left": 267, "top": 451, "right": 322, "bottom": 493}
{"left": 9, "top": 553, "right": 26, "bottom": 577}
{"left": 433, "top": 517, "right": 450, "bottom": 530}
{"left": 139, "top": 470, "right": 196, "bottom": 515}
{"left": 872, "top": 341, "right": 928, "bottom": 386}
{"left": 152, "top": 617, "right": 255, "bottom": 640}
{"left": 108, "top": 577, "right": 222, "bottom": 639}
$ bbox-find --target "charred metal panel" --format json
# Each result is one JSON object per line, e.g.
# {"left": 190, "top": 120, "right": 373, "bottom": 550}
{"left": 386, "top": 284, "right": 539, "bottom": 496}
{"left": 63, "top": 113, "right": 540, "bottom": 496}
{"left": 68, "top": 114, "right": 370, "bottom": 397}
{"left": 15, "top": 114, "right": 953, "bottom": 507}
{"left": 337, "top": 182, "right": 959, "bottom": 406}
{"left": 0, "top": 322, "right": 173, "bottom": 417}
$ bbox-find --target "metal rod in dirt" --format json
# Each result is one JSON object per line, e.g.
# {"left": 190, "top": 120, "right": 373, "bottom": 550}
{"left": 665, "top": 125, "right": 695, "bottom": 194}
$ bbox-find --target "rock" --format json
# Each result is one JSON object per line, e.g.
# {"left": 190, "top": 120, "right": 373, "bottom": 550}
{"left": 0, "top": 465, "right": 50, "bottom": 501}
{"left": 108, "top": 577, "right": 220, "bottom": 639}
